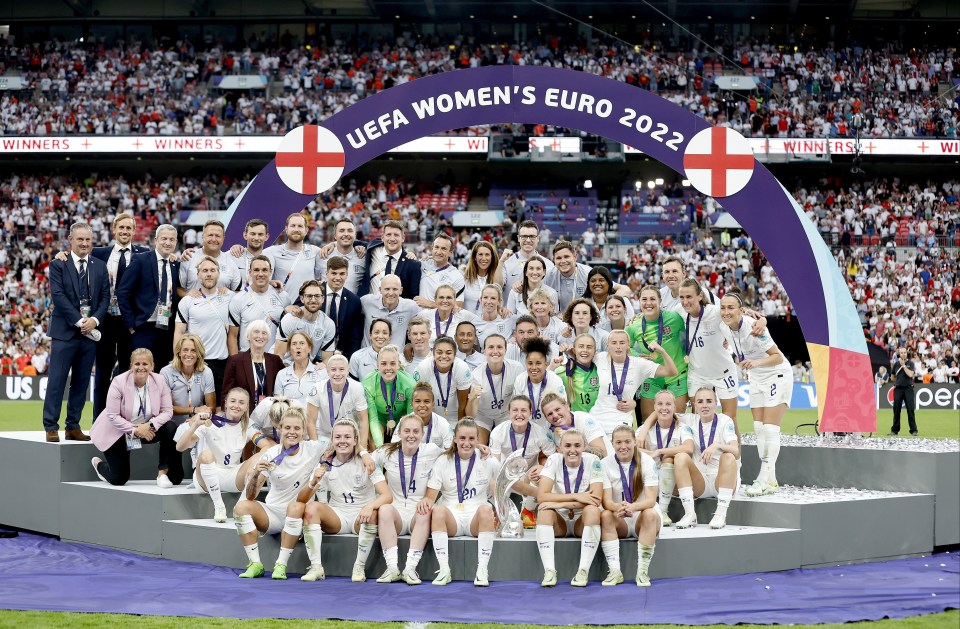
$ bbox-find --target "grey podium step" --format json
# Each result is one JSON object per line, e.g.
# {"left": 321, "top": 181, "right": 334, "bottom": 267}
{"left": 0, "top": 431, "right": 189, "bottom": 536}
{"left": 162, "top": 518, "right": 801, "bottom": 581}
{"left": 739, "top": 443, "right": 959, "bottom": 546}
{"left": 61, "top": 481, "right": 247, "bottom": 555}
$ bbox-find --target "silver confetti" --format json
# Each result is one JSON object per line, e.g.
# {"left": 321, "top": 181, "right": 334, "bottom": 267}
{"left": 741, "top": 434, "right": 959, "bottom": 453}
{"left": 765, "top": 586, "right": 771, "bottom": 590}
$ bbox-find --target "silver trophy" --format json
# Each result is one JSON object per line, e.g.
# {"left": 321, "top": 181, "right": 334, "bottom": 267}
{"left": 494, "top": 449, "right": 528, "bottom": 538}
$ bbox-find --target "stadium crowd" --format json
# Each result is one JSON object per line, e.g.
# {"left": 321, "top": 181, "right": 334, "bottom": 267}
{"left": 1, "top": 34, "right": 957, "bottom": 138}
{"left": 2, "top": 172, "right": 958, "bottom": 383}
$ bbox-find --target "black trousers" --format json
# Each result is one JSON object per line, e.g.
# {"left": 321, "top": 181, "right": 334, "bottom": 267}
{"left": 95, "top": 422, "right": 184, "bottom": 486}
{"left": 891, "top": 386, "right": 917, "bottom": 434}
{"left": 131, "top": 323, "right": 174, "bottom": 372}
{"left": 206, "top": 358, "right": 227, "bottom": 406}
{"left": 94, "top": 314, "right": 133, "bottom": 418}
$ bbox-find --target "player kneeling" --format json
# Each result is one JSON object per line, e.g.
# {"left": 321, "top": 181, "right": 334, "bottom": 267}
{"left": 297, "top": 418, "right": 391, "bottom": 582}
{"left": 673, "top": 388, "right": 740, "bottom": 529}
{"left": 599, "top": 425, "right": 662, "bottom": 587}
{"left": 536, "top": 429, "right": 606, "bottom": 587}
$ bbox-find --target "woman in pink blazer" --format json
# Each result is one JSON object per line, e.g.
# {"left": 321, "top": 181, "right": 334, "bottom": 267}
{"left": 90, "top": 347, "right": 183, "bottom": 487}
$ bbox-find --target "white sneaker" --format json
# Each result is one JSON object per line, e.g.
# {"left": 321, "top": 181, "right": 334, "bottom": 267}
{"left": 90, "top": 457, "right": 108, "bottom": 484}
{"left": 571, "top": 568, "right": 589, "bottom": 587}
{"left": 762, "top": 481, "right": 779, "bottom": 495}
{"left": 602, "top": 569, "right": 624, "bottom": 586}
{"left": 432, "top": 567, "right": 452, "bottom": 586}
{"left": 351, "top": 563, "right": 366, "bottom": 582}
{"left": 402, "top": 569, "right": 421, "bottom": 585}
{"left": 660, "top": 511, "right": 673, "bottom": 526}
{"left": 156, "top": 474, "right": 174, "bottom": 489}
{"left": 376, "top": 567, "right": 402, "bottom": 583}
{"left": 541, "top": 569, "right": 558, "bottom": 587}
{"left": 745, "top": 480, "right": 766, "bottom": 497}
{"left": 636, "top": 572, "right": 651, "bottom": 587}
{"left": 675, "top": 512, "right": 698, "bottom": 529}
{"left": 300, "top": 565, "right": 325, "bottom": 582}
{"left": 213, "top": 504, "right": 227, "bottom": 523}
{"left": 709, "top": 511, "right": 727, "bottom": 529}
{"left": 473, "top": 567, "right": 489, "bottom": 587}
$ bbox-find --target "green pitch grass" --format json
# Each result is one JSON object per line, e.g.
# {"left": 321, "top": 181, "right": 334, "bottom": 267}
{"left": 0, "top": 401, "right": 955, "bottom": 439}
{"left": 0, "top": 610, "right": 956, "bottom": 628}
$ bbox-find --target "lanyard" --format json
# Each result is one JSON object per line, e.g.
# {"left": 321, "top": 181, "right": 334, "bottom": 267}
{"left": 327, "top": 380, "right": 349, "bottom": 427}
{"left": 509, "top": 424, "right": 531, "bottom": 457}
{"left": 563, "top": 460, "right": 585, "bottom": 494}
{"left": 618, "top": 458, "right": 636, "bottom": 503}
{"left": 398, "top": 448, "right": 418, "bottom": 499}
{"left": 380, "top": 376, "right": 397, "bottom": 423}
{"left": 271, "top": 443, "right": 300, "bottom": 465}
{"left": 610, "top": 357, "right": 629, "bottom": 401}
{"left": 137, "top": 385, "right": 147, "bottom": 420}
{"left": 527, "top": 377, "right": 547, "bottom": 419}
{"left": 699, "top": 416, "right": 719, "bottom": 452}
{"left": 685, "top": 306, "right": 704, "bottom": 356}
{"left": 486, "top": 365, "right": 505, "bottom": 409}
{"left": 253, "top": 361, "right": 266, "bottom": 398}
{"left": 640, "top": 314, "right": 664, "bottom": 353}
{"left": 281, "top": 247, "right": 305, "bottom": 288}
{"left": 435, "top": 309, "right": 454, "bottom": 337}
{"left": 201, "top": 290, "right": 229, "bottom": 329}
{"left": 455, "top": 451, "right": 477, "bottom": 503}
{"left": 424, "top": 418, "right": 434, "bottom": 444}
{"left": 434, "top": 365, "right": 454, "bottom": 410}
{"left": 656, "top": 422, "right": 677, "bottom": 450}
{"left": 210, "top": 414, "right": 240, "bottom": 427}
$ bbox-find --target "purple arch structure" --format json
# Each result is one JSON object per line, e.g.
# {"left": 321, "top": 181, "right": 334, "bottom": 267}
{"left": 222, "top": 66, "right": 874, "bottom": 432}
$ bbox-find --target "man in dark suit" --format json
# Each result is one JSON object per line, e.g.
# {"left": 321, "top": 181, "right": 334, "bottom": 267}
{"left": 357, "top": 220, "right": 421, "bottom": 299}
{"left": 91, "top": 214, "right": 150, "bottom": 416}
{"left": 116, "top": 224, "right": 180, "bottom": 372}
{"left": 323, "top": 255, "right": 364, "bottom": 357}
{"left": 43, "top": 222, "right": 110, "bottom": 442}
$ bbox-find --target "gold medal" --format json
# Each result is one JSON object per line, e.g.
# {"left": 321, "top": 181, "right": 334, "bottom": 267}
{"left": 457, "top": 503, "right": 465, "bottom": 512}
{"left": 684, "top": 356, "right": 689, "bottom": 364}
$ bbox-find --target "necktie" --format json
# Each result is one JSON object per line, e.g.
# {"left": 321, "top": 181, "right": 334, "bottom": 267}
{"left": 385, "top": 254, "right": 394, "bottom": 276}
{"left": 117, "top": 247, "right": 129, "bottom": 281}
{"left": 159, "top": 259, "right": 169, "bottom": 306}
{"left": 329, "top": 292, "right": 339, "bottom": 328}
{"left": 78, "top": 259, "right": 89, "bottom": 301}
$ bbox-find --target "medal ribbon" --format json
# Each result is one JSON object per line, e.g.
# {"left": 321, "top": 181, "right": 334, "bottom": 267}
{"left": 610, "top": 357, "right": 630, "bottom": 401}
{"left": 563, "top": 460, "right": 585, "bottom": 494}
{"left": 618, "top": 458, "right": 636, "bottom": 503}
{"left": 640, "top": 313, "right": 664, "bottom": 354}
{"left": 455, "top": 451, "right": 477, "bottom": 503}
{"left": 699, "top": 415, "right": 719, "bottom": 452}
{"left": 398, "top": 449, "right": 418, "bottom": 499}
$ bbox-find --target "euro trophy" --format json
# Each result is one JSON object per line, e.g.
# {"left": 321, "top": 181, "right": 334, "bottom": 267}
{"left": 494, "top": 449, "right": 529, "bottom": 538}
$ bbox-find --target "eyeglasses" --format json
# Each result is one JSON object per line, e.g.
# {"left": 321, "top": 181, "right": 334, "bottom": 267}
{"left": 518, "top": 234, "right": 538, "bottom": 240}
{"left": 302, "top": 294, "right": 323, "bottom": 301}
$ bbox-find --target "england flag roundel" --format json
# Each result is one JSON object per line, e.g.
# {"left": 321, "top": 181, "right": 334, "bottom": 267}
{"left": 682, "top": 126, "right": 755, "bottom": 198}
{"left": 275, "top": 125, "right": 345, "bottom": 195}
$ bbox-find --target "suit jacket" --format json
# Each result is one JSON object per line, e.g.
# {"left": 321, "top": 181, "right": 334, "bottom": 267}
{"left": 90, "top": 371, "right": 173, "bottom": 451}
{"left": 116, "top": 250, "right": 180, "bottom": 330}
{"left": 92, "top": 243, "right": 150, "bottom": 297}
{"left": 222, "top": 350, "right": 286, "bottom": 413}
{"left": 356, "top": 239, "right": 421, "bottom": 299}
{"left": 47, "top": 255, "right": 110, "bottom": 342}
{"left": 328, "top": 286, "right": 364, "bottom": 357}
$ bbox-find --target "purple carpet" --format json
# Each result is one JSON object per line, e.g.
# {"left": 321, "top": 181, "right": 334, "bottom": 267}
{"left": 0, "top": 533, "right": 957, "bottom": 625}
